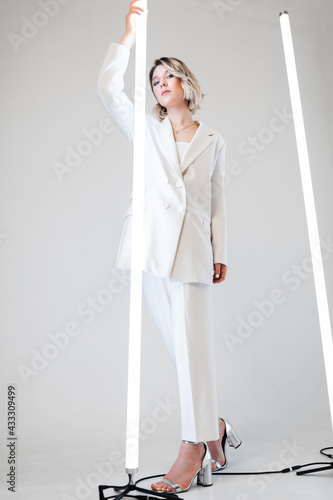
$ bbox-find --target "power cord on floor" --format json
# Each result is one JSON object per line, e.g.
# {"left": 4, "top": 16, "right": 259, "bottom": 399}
{"left": 98, "top": 447, "right": 333, "bottom": 500}
{"left": 211, "top": 446, "right": 333, "bottom": 476}
{"left": 320, "top": 446, "right": 333, "bottom": 459}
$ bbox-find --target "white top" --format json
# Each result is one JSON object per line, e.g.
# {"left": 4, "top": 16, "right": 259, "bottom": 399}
{"left": 175, "top": 141, "right": 190, "bottom": 163}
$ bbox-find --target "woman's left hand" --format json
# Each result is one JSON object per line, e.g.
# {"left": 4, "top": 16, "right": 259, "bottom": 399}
{"left": 213, "top": 263, "right": 227, "bottom": 284}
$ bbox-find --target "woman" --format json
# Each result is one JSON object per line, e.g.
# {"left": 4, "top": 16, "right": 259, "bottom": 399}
{"left": 97, "top": 0, "right": 241, "bottom": 493}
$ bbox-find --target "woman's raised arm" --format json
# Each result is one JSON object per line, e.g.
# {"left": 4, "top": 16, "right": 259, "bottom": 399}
{"left": 97, "top": 1, "right": 148, "bottom": 141}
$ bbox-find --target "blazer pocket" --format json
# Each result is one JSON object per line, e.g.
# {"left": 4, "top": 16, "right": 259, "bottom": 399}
{"left": 202, "top": 217, "right": 211, "bottom": 235}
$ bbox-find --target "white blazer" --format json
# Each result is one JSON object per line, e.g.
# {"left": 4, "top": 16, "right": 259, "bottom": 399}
{"left": 97, "top": 42, "right": 227, "bottom": 286}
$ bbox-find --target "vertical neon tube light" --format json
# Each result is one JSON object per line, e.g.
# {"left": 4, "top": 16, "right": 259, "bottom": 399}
{"left": 125, "top": 0, "right": 147, "bottom": 474}
{"left": 279, "top": 11, "right": 333, "bottom": 430}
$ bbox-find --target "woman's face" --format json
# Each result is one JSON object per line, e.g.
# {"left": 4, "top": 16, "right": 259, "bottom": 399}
{"left": 151, "top": 64, "right": 185, "bottom": 109}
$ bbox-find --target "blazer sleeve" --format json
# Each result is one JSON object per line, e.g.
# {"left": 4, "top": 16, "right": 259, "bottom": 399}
{"left": 97, "top": 41, "right": 134, "bottom": 142}
{"left": 211, "top": 142, "right": 227, "bottom": 266}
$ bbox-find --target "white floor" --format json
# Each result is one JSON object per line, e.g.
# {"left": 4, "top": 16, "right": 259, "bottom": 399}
{"left": 0, "top": 422, "right": 332, "bottom": 500}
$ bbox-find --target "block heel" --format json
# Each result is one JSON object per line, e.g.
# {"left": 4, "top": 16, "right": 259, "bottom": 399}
{"left": 211, "top": 417, "right": 242, "bottom": 472}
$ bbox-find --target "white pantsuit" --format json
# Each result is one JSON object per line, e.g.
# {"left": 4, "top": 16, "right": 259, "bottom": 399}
{"left": 142, "top": 271, "right": 219, "bottom": 442}
{"left": 97, "top": 41, "right": 227, "bottom": 443}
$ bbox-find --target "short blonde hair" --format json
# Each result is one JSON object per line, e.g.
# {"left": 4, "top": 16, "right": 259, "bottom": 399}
{"left": 149, "top": 56, "right": 206, "bottom": 122}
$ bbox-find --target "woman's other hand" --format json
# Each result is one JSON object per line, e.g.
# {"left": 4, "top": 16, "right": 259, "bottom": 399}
{"left": 213, "top": 263, "right": 227, "bottom": 284}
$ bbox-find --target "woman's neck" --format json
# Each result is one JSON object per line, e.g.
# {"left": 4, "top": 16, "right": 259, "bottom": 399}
{"left": 166, "top": 105, "right": 194, "bottom": 131}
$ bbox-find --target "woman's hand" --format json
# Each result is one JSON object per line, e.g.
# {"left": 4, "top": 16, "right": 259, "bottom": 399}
{"left": 213, "top": 263, "right": 227, "bottom": 284}
{"left": 125, "top": 0, "right": 149, "bottom": 36}
{"left": 119, "top": 0, "right": 149, "bottom": 49}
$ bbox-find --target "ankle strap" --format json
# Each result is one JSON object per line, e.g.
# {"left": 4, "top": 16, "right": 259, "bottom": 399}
{"left": 182, "top": 439, "right": 204, "bottom": 445}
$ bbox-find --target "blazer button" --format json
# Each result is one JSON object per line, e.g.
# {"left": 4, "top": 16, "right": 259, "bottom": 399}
{"left": 177, "top": 205, "right": 184, "bottom": 212}
{"left": 162, "top": 201, "right": 169, "bottom": 208}
{"left": 176, "top": 180, "right": 183, "bottom": 188}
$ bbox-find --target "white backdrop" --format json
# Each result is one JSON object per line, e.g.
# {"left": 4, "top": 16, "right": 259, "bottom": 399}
{"left": 0, "top": 0, "right": 332, "bottom": 498}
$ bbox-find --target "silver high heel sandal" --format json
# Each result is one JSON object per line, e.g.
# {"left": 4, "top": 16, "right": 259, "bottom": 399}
{"left": 211, "top": 417, "right": 242, "bottom": 472}
{"left": 152, "top": 440, "right": 213, "bottom": 493}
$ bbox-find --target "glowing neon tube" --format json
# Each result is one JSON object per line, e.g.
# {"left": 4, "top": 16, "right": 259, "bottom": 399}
{"left": 280, "top": 11, "right": 333, "bottom": 430}
{"left": 125, "top": 0, "right": 147, "bottom": 474}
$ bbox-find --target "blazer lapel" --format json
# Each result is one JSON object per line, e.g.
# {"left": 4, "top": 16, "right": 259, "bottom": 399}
{"left": 179, "top": 121, "right": 215, "bottom": 175}
{"left": 157, "top": 116, "right": 216, "bottom": 177}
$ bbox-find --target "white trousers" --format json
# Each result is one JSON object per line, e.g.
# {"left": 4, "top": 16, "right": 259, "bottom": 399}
{"left": 142, "top": 271, "right": 220, "bottom": 442}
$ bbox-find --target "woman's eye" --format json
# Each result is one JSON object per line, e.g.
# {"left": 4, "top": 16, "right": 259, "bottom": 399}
{"left": 153, "top": 74, "right": 173, "bottom": 86}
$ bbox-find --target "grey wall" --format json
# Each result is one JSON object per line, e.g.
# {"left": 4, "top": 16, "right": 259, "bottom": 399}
{"left": 0, "top": 0, "right": 332, "bottom": 494}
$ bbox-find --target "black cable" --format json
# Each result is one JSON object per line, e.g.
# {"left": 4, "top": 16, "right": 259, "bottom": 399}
{"left": 134, "top": 449, "right": 333, "bottom": 483}
{"left": 99, "top": 446, "right": 333, "bottom": 499}
{"left": 99, "top": 475, "right": 181, "bottom": 500}
{"left": 212, "top": 461, "right": 333, "bottom": 475}
{"left": 320, "top": 446, "right": 333, "bottom": 459}
{"left": 296, "top": 463, "right": 333, "bottom": 476}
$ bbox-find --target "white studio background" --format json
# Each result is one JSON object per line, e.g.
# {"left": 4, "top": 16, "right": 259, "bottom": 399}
{"left": 0, "top": 0, "right": 332, "bottom": 498}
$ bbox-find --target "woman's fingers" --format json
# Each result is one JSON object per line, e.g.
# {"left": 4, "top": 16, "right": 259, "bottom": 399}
{"left": 130, "top": 0, "right": 144, "bottom": 13}
{"left": 213, "top": 263, "right": 221, "bottom": 283}
{"left": 213, "top": 263, "right": 227, "bottom": 284}
{"left": 130, "top": 0, "right": 143, "bottom": 7}
{"left": 126, "top": 0, "right": 146, "bottom": 34}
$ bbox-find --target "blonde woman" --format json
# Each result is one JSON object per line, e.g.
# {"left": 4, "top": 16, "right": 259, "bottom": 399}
{"left": 97, "top": 0, "right": 241, "bottom": 493}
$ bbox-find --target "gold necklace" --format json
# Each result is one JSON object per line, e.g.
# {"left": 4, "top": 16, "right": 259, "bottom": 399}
{"left": 172, "top": 122, "right": 196, "bottom": 134}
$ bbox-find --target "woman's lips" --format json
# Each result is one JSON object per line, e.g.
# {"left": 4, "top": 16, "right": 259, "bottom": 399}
{"left": 162, "top": 90, "right": 170, "bottom": 96}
